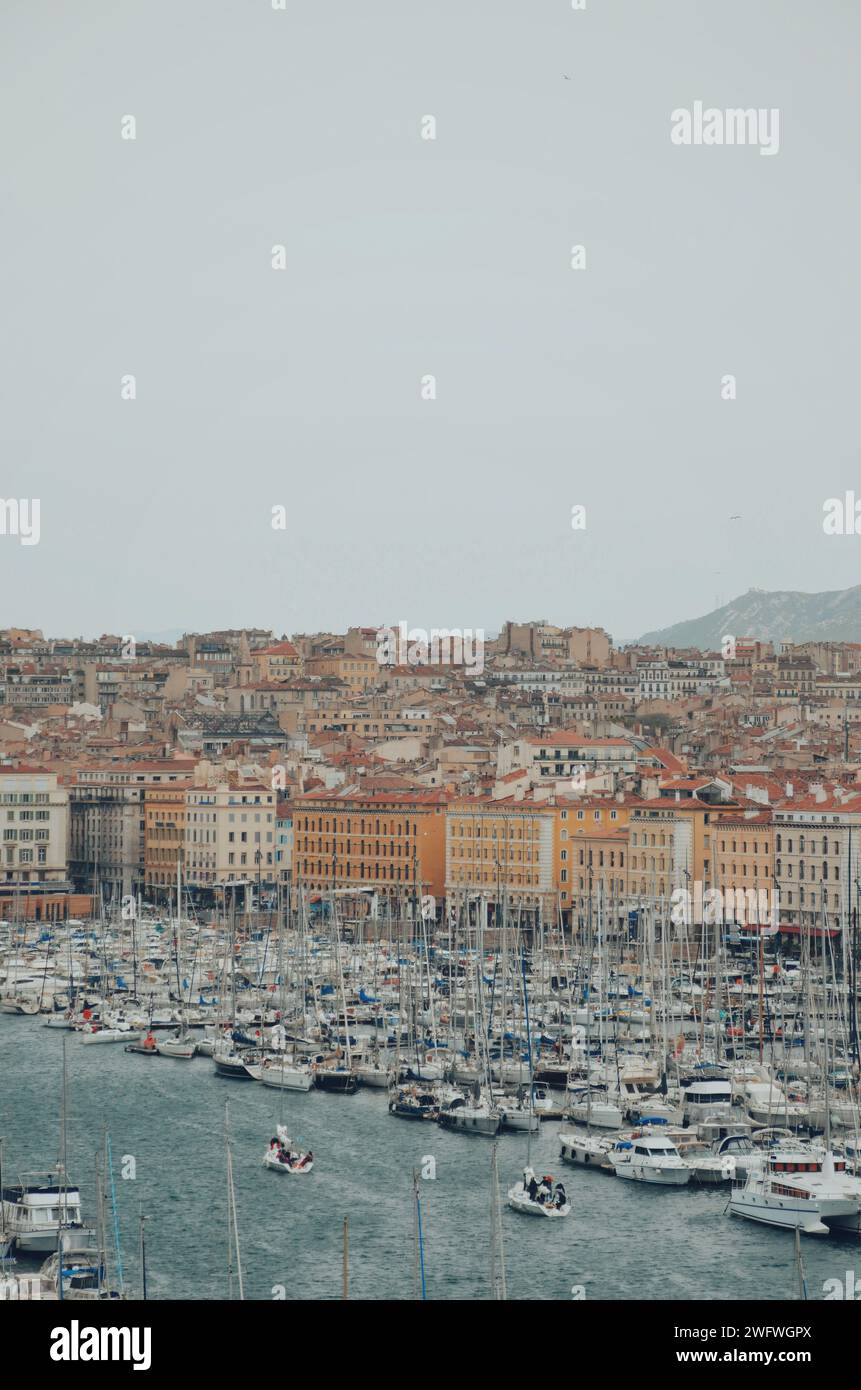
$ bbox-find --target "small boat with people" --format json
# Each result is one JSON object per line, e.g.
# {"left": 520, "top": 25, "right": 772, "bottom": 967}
{"left": 262, "top": 1125, "right": 314, "bottom": 1175}
{"left": 507, "top": 1166, "right": 570, "bottom": 1218}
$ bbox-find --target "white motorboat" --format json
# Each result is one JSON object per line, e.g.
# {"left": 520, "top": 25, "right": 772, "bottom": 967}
{"left": 2, "top": 1171, "right": 94, "bottom": 1253}
{"left": 608, "top": 1128, "right": 691, "bottom": 1186}
{"left": 729, "top": 1148, "right": 861, "bottom": 1235}
{"left": 508, "top": 1168, "right": 570, "bottom": 1218}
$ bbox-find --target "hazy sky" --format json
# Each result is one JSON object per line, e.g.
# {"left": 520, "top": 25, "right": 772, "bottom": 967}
{"left": 2, "top": 0, "right": 859, "bottom": 643}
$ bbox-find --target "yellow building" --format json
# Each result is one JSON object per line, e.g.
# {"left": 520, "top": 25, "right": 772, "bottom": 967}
{"left": 446, "top": 799, "right": 555, "bottom": 914}
{"left": 252, "top": 641, "right": 302, "bottom": 682}
{"left": 305, "top": 654, "right": 379, "bottom": 692}
{"left": 144, "top": 786, "right": 187, "bottom": 895}
{"left": 713, "top": 809, "right": 775, "bottom": 921}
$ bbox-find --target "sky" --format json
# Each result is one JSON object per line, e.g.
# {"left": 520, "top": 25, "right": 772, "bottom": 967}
{"left": 2, "top": 0, "right": 859, "bottom": 644}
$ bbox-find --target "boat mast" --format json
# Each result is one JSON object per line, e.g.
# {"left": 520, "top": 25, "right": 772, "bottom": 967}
{"left": 224, "top": 1101, "right": 244, "bottom": 1300}
{"left": 488, "top": 1142, "right": 507, "bottom": 1300}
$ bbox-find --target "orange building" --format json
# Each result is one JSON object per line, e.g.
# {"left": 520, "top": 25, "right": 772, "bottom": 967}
{"left": 292, "top": 790, "right": 447, "bottom": 898}
{"left": 557, "top": 797, "right": 634, "bottom": 926}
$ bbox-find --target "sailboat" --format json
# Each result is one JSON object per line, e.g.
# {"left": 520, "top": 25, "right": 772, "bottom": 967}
{"left": 508, "top": 1166, "right": 570, "bottom": 1218}
{"left": 263, "top": 1124, "right": 314, "bottom": 1175}
{"left": 312, "top": 890, "right": 358, "bottom": 1094}
{"left": 157, "top": 862, "right": 197, "bottom": 1058}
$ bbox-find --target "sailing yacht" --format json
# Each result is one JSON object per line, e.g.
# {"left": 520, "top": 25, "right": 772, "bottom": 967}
{"left": 564, "top": 1087, "right": 624, "bottom": 1130}
{"left": 255, "top": 1056, "right": 315, "bottom": 1092}
{"left": 156, "top": 1032, "right": 197, "bottom": 1059}
{"left": 388, "top": 1086, "right": 440, "bottom": 1121}
{"left": 508, "top": 1167, "right": 570, "bottom": 1219}
{"left": 263, "top": 1125, "right": 314, "bottom": 1175}
{"left": 559, "top": 1128, "right": 615, "bottom": 1169}
{"left": 39, "top": 1232, "right": 124, "bottom": 1300}
{"left": 438, "top": 1088, "right": 500, "bottom": 1135}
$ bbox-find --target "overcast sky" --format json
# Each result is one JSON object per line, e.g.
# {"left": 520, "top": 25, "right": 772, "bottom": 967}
{"left": 2, "top": 0, "right": 859, "bottom": 643}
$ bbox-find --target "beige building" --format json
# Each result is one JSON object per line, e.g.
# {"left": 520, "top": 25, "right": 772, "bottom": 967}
{"left": 183, "top": 782, "right": 276, "bottom": 890}
{"left": 0, "top": 767, "right": 69, "bottom": 891}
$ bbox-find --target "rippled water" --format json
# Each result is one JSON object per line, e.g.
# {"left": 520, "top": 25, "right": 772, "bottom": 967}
{"left": 0, "top": 1014, "right": 855, "bottom": 1300}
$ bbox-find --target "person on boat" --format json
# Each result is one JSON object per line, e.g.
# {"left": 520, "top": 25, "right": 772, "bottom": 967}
{"left": 270, "top": 1137, "right": 279, "bottom": 1151}
{"left": 527, "top": 1172, "right": 539, "bottom": 1202}
{"left": 301, "top": 1151, "right": 313, "bottom": 1168}
{"left": 554, "top": 1182, "right": 566, "bottom": 1209}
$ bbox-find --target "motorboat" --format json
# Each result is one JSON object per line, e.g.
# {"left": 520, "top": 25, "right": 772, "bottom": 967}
{"left": 1, "top": 1171, "right": 94, "bottom": 1253}
{"left": 124, "top": 1031, "right": 159, "bottom": 1056}
{"left": 607, "top": 1128, "right": 691, "bottom": 1185}
{"left": 729, "top": 1147, "right": 861, "bottom": 1235}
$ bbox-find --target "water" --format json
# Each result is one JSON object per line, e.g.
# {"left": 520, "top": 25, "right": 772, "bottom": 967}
{"left": 0, "top": 1014, "right": 856, "bottom": 1301}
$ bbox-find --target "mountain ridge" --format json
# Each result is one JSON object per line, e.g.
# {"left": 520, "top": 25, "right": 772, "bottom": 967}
{"left": 635, "top": 585, "right": 861, "bottom": 649}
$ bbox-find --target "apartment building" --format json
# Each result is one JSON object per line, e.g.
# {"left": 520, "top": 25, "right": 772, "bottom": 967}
{"left": 0, "top": 767, "right": 69, "bottom": 890}
{"left": 69, "top": 763, "right": 194, "bottom": 899}
{"left": 446, "top": 798, "right": 555, "bottom": 915}
{"left": 293, "top": 790, "right": 447, "bottom": 899}
{"left": 773, "top": 792, "right": 861, "bottom": 930}
{"left": 183, "top": 782, "right": 276, "bottom": 890}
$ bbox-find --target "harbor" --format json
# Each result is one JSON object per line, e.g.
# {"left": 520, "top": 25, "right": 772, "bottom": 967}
{"left": 1, "top": 897, "right": 859, "bottom": 1301}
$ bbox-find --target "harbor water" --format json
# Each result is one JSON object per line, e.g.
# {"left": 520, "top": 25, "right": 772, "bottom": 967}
{"left": 1, "top": 1014, "right": 855, "bottom": 1301}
